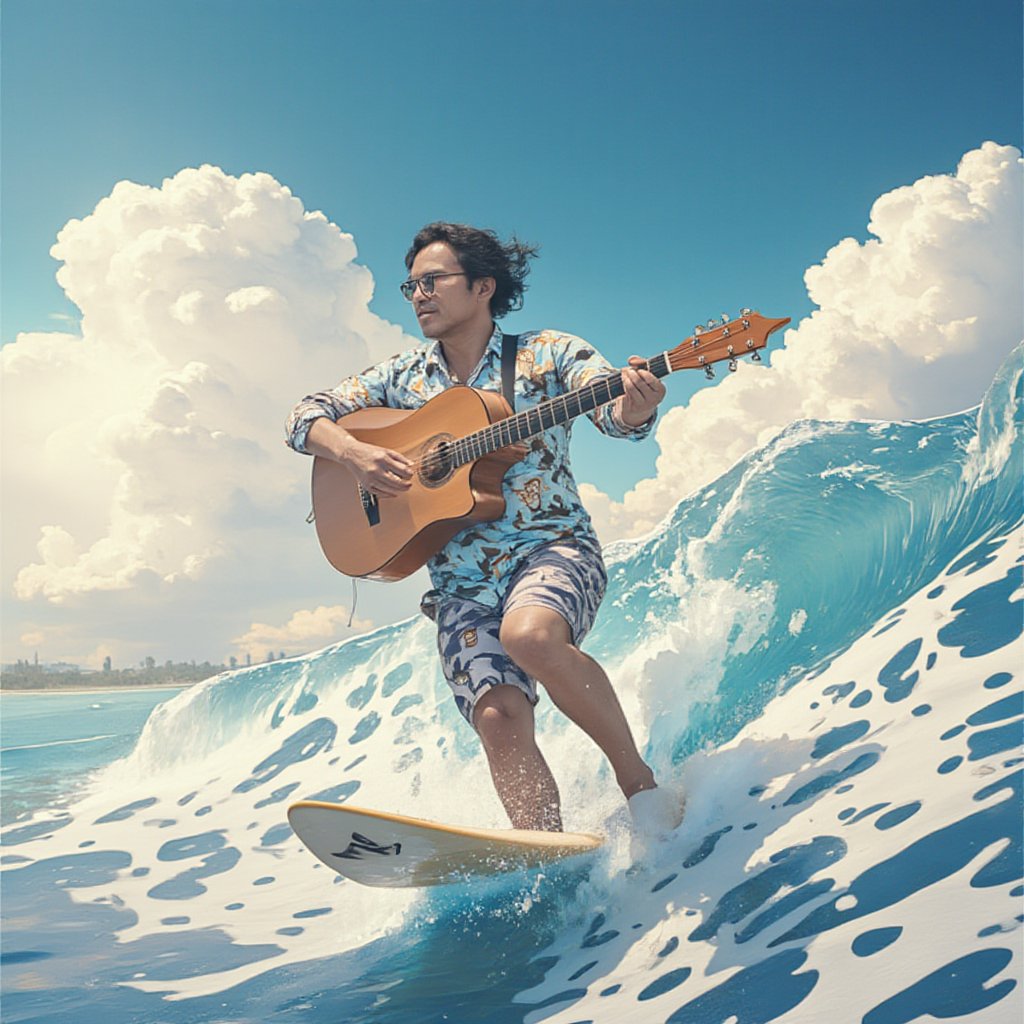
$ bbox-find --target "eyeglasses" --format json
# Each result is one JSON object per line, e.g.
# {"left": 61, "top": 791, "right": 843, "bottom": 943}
{"left": 399, "top": 271, "right": 467, "bottom": 301}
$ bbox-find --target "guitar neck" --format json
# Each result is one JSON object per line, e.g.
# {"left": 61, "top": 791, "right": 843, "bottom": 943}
{"left": 446, "top": 311, "right": 791, "bottom": 468}
{"left": 451, "top": 352, "right": 672, "bottom": 468}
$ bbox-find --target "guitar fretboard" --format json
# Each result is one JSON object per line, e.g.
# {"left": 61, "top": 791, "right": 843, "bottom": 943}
{"left": 448, "top": 352, "right": 672, "bottom": 469}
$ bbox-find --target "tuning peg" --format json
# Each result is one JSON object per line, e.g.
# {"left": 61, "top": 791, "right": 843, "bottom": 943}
{"left": 721, "top": 313, "right": 730, "bottom": 325}
{"left": 728, "top": 357, "right": 738, "bottom": 372}
{"left": 694, "top": 324, "right": 704, "bottom": 336}
{"left": 706, "top": 318, "right": 718, "bottom": 329}
{"left": 704, "top": 364, "right": 715, "bottom": 380}
{"left": 751, "top": 350, "right": 762, "bottom": 362}
{"left": 740, "top": 307, "right": 752, "bottom": 316}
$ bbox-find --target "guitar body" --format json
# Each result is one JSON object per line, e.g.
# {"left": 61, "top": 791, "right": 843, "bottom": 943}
{"left": 311, "top": 387, "right": 524, "bottom": 580}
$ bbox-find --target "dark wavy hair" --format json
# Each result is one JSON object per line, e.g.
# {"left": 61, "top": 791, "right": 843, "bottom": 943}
{"left": 405, "top": 222, "right": 539, "bottom": 319}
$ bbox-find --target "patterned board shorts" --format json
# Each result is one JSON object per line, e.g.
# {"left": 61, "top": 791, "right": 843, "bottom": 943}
{"left": 428, "top": 542, "right": 608, "bottom": 728}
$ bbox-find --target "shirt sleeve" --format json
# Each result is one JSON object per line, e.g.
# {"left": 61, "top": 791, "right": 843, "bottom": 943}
{"left": 552, "top": 332, "right": 656, "bottom": 442}
{"left": 285, "top": 359, "right": 393, "bottom": 454}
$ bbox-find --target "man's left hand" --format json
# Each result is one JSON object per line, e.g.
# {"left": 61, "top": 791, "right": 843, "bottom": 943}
{"left": 618, "top": 356, "right": 666, "bottom": 427}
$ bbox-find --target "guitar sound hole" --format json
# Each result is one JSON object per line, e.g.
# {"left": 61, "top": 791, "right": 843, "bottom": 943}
{"left": 419, "top": 434, "right": 455, "bottom": 488}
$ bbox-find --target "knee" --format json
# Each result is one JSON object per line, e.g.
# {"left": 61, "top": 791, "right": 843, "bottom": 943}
{"left": 473, "top": 688, "right": 533, "bottom": 751}
{"left": 499, "top": 618, "right": 563, "bottom": 672}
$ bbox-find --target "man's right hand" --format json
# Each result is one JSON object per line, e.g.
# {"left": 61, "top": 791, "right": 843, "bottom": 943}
{"left": 343, "top": 438, "right": 414, "bottom": 497}
{"left": 306, "top": 419, "right": 413, "bottom": 497}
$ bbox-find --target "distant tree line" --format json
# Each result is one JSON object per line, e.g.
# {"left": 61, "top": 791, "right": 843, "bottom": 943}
{"left": 2, "top": 651, "right": 292, "bottom": 691}
{"left": 2, "top": 659, "right": 223, "bottom": 691}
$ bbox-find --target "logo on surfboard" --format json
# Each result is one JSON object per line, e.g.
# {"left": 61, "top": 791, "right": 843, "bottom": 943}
{"left": 332, "top": 831, "right": 403, "bottom": 860}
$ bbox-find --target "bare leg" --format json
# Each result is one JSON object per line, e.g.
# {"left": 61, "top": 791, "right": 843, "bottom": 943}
{"left": 472, "top": 685, "right": 563, "bottom": 831}
{"left": 499, "top": 606, "right": 656, "bottom": 799}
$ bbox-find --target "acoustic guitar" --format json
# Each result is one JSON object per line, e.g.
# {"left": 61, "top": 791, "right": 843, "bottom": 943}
{"left": 311, "top": 310, "right": 789, "bottom": 580}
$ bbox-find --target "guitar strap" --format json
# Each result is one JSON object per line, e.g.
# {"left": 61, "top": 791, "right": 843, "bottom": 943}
{"left": 501, "top": 332, "right": 519, "bottom": 411}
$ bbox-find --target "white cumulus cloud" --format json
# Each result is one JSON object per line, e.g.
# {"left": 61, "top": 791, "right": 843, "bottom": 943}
{"left": 231, "top": 605, "right": 375, "bottom": 660}
{"left": 584, "top": 142, "right": 1023, "bottom": 543}
{"left": 3, "top": 165, "right": 412, "bottom": 604}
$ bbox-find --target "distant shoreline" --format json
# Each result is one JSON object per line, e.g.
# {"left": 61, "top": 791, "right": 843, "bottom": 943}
{"left": 1, "top": 682, "right": 194, "bottom": 696}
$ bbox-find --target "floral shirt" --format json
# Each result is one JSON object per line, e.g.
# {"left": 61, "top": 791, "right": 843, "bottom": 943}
{"left": 286, "top": 326, "right": 654, "bottom": 607}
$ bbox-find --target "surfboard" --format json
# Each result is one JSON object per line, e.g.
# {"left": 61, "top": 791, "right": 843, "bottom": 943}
{"left": 287, "top": 800, "right": 604, "bottom": 888}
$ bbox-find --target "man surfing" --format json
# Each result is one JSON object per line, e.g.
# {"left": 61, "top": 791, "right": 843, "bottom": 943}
{"left": 286, "top": 222, "right": 683, "bottom": 839}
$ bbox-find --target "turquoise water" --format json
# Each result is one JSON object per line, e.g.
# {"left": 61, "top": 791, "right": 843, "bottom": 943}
{"left": 1, "top": 346, "right": 1021, "bottom": 1023}
{"left": 1, "top": 688, "right": 184, "bottom": 827}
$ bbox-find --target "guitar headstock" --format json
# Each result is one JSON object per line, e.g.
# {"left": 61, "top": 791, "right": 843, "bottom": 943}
{"left": 667, "top": 309, "right": 790, "bottom": 378}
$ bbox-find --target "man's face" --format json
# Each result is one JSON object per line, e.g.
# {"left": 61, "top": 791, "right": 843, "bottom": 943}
{"left": 408, "top": 241, "right": 490, "bottom": 340}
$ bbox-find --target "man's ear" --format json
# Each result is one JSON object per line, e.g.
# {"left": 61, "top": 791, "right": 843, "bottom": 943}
{"left": 475, "top": 276, "right": 496, "bottom": 302}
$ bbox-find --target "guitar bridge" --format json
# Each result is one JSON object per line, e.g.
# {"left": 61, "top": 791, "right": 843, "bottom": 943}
{"left": 359, "top": 486, "right": 381, "bottom": 527}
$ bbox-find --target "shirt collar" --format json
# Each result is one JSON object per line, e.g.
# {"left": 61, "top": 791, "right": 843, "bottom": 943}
{"left": 424, "top": 323, "right": 503, "bottom": 369}
{"left": 484, "top": 323, "right": 504, "bottom": 357}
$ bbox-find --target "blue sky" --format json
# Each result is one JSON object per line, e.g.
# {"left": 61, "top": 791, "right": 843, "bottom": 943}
{"left": 2, "top": 0, "right": 1021, "bottom": 666}
{"left": 3, "top": 0, "right": 1022, "bottom": 495}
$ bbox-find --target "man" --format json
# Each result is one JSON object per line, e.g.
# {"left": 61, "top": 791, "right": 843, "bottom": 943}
{"left": 287, "top": 222, "right": 682, "bottom": 838}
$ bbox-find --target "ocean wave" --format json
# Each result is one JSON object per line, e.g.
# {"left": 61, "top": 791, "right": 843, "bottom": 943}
{"left": 1, "top": 345, "right": 1020, "bottom": 1021}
